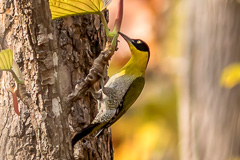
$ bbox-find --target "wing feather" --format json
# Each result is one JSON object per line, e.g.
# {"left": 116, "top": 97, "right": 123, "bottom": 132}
{"left": 71, "top": 76, "right": 145, "bottom": 145}
{"left": 101, "top": 76, "right": 145, "bottom": 129}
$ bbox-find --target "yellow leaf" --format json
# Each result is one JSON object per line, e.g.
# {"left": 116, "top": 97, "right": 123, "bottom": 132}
{"left": 0, "top": 49, "right": 13, "bottom": 71}
{"left": 220, "top": 63, "right": 240, "bottom": 88}
{"left": 49, "top": 0, "right": 112, "bottom": 19}
{"left": 0, "top": 49, "right": 24, "bottom": 84}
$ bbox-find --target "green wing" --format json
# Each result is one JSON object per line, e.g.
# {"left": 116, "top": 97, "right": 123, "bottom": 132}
{"left": 0, "top": 49, "right": 13, "bottom": 71}
{"left": 49, "top": 0, "right": 112, "bottom": 19}
{"left": 121, "top": 76, "right": 145, "bottom": 112}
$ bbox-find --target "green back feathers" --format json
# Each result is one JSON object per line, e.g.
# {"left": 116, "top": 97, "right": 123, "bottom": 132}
{"left": 49, "top": 0, "right": 112, "bottom": 19}
{"left": 119, "top": 76, "right": 145, "bottom": 115}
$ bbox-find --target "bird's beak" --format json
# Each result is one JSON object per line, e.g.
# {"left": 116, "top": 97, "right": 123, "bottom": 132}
{"left": 119, "top": 32, "right": 134, "bottom": 44}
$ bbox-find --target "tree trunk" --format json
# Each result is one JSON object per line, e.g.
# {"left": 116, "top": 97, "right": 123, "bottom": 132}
{"left": 0, "top": 0, "right": 113, "bottom": 159}
{"left": 180, "top": 0, "right": 240, "bottom": 160}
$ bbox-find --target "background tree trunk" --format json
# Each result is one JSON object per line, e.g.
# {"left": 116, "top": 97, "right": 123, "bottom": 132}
{"left": 0, "top": 0, "right": 113, "bottom": 159}
{"left": 180, "top": 0, "right": 240, "bottom": 160}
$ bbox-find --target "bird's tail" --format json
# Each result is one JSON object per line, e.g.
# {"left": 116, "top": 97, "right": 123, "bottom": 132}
{"left": 72, "top": 123, "right": 101, "bottom": 147}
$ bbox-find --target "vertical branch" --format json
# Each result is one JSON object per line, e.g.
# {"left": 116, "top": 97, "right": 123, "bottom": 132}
{"left": 113, "top": 0, "right": 123, "bottom": 32}
{"left": 100, "top": 12, "right": 110, "bottom": 36}
{"left": 100, "top": 0, "right": 123, "bottom": 37}
{"left": 69, "top": 0, "right": 125, "bottom": 100}
{"left": 182, "top": 0, "right": 240, "bottom": 159}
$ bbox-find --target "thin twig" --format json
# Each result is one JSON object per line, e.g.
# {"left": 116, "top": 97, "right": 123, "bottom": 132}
{"left": 113, "top": 0, "right": 123, "bottom": 32}
{"left": 67, "top": 0, "right": 123, "bottom": 104}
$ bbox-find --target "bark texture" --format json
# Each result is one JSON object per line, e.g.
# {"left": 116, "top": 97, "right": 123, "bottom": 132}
{"left": 0, "top": 0, "right": 113, "bottom": 159}
{"left": 180, "top": 0, "right": 240, "bottom": 160}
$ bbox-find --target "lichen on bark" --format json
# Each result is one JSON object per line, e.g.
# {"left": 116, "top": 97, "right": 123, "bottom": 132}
{"left": 0, "top": 0, "right": 113, "bottom": 159}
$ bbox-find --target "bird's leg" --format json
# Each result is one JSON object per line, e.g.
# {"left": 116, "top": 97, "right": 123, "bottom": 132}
{"left": 97, "top": 65, "right": 108, "bottom": 89}
{"left": 5, "top": 82, "right": 20, "bottom": 116}
{"left": 88, "top": 65, "right": 109, "bottom": 100}
{"left": 102, "top": 87, "right": 114, "bottom": 96}
{"left": 89, "top": 87, "right": 102, "bottom": 100}
{"left": 76, "top": 78, "right": 102, "bottom": 100}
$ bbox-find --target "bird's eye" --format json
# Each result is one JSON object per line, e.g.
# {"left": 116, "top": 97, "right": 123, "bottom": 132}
{"left": 137, "top": 40, "right": 142, "bottom": 44}
{"left": 132, "top": 39, "right": 149, "bottom": 52}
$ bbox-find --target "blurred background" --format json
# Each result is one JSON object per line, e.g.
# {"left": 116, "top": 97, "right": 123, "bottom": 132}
{"left": 107, "top": 0, "right": 240, "bottom": 160}
{"left": 108, "top": 0, "right": 183, "bottom": 159}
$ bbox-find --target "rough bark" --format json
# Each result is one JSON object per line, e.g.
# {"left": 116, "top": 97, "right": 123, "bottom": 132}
{"left": 0, "top": 0, "right": 113, "bottom": 159}
{"left": 180, "top": 0, "right": 240, "bottom": 160}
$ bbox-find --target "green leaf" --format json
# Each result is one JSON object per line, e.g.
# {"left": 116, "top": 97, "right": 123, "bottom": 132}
{"left": 49, "top": 0, "right": 112, "bottom": 19}
{"left": 220, "top": 63, "right": 240, "bottom": 88}
{"left": 0, "top": 49, "right": 13, "bottom": 71}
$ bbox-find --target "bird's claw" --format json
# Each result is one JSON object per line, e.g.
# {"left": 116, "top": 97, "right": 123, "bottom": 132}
{"left": 89, "top": 87, "right": 102, "bottom": 100}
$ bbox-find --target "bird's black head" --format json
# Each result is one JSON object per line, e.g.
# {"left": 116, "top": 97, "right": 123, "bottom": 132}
{"left": 130, "top": 39, "right": 150, "bottom": 52}
{"left": 119, "top": 32, "right": 150, "bottom": 53}
{"left": 119, "top": 32, "right": 150, "bottom": 65}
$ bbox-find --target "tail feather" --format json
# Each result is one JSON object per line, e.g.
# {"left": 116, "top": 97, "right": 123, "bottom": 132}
{"left": 72, "top": 123, "right": 101, "bottom": 147}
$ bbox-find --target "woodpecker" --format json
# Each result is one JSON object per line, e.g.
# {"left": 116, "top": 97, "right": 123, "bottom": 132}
{"left": 72, "top": 32, "right": 150, "bottom": 146}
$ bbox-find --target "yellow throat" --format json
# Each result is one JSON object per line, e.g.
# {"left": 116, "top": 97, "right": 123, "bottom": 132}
{"left": 119, "top": 42, "right": 149, "bottom": 77}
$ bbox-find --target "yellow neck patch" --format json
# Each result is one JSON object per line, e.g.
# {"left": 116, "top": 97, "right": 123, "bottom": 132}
{"left": 119, "top": 43, "right": 149, "bottom": 77}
